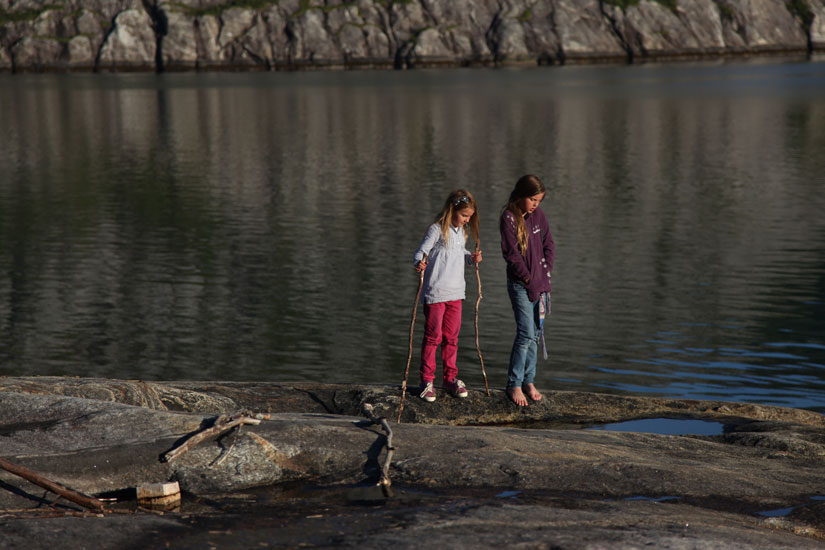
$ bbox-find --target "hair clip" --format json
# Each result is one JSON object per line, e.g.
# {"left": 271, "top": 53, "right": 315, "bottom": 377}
{"left": 452, "top": 195, "right": 470, "bottom": 206}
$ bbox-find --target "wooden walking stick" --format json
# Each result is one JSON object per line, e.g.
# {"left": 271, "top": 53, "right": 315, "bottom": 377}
{"left": 398, "top": 253, "right": 426, "bottom": 423}
{"left": 474, "top": 243, "right": 490, "bottom": 396}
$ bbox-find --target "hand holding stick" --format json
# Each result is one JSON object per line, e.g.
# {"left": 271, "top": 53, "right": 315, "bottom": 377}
{"left": 398, "top": 253, "right": 426, "bottom": 422}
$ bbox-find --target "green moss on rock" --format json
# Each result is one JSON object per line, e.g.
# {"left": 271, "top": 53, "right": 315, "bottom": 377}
{"left": 169, "top": 0, "right": 281, "bottom": 18}
{"left": 786, "top": 0, "right": 815, "bottom": 28}
{"left": 603, "top": 0, "right": 678, "bottom": 13}
{"left": 0, "top": 4, "right": 63, "bottom": 24}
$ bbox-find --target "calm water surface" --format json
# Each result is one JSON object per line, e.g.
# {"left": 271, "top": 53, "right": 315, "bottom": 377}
{"left": 1, "top": 60, "right": 824, "bottom": 412}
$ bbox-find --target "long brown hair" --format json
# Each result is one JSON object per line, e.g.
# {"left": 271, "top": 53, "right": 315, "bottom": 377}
{"left": 504, "top": 174, "right": 546, "bottom": 255}
{"left": 435, "top": 189, "right": 480, "bottom": 248}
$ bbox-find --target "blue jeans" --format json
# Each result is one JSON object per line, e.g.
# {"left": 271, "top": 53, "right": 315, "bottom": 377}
{"left": 507, "top": 279, "right": 541, "bottom": 389}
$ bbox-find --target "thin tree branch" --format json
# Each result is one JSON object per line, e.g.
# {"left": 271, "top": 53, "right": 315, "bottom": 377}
{"left": 474, "top": 243, "right": 490, "bottom": 396}
{"left": 0, "top": 457, "right": 104, "bottom": 511}
{"left": 399, "top": 253, "right": 427, "bottom": 423}
{"left": 161, "top": 410, "right": 262, "bottom": 463}
{"left": 362, "top": 403, "right": 394, "bottom": 493}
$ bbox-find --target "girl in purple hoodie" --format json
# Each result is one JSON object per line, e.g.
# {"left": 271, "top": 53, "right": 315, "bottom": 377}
{"left": 500, "top": 175, "right": 555, "bottom": 406}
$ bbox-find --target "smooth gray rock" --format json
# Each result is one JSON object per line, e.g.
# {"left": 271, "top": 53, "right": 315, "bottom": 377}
{"left": 812, "top": 0, "right": 825, "bottom": 48}
{"left": 2, "top": 377, "right": 825, "bottom": 548}
{"left": 3, "top": 375, "right": 824, "bottom": 426}
{"left": 97, "top": 8, "right": 157, "bottom": 69}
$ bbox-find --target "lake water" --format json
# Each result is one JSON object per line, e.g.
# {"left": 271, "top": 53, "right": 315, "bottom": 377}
{"left": 1, "top": 59, "right": 824, "bottom": 413}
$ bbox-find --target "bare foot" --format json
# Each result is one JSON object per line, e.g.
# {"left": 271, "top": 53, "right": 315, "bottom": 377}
{"left": 507, "top": 387, "right": 528, "bottom": 407}
{"left": 523, "top": 383, "right": 543, "bottom": 402}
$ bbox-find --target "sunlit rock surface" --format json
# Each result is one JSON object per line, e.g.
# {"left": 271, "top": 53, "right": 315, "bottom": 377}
{"left": 1, "top": 376, "right": 825, "bottom": 548}
{"left": 0, "top": 0, "right": 820, "bottom": 72}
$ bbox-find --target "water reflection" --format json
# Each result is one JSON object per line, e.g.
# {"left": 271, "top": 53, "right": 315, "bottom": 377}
{"left": 589, "top": 418, "right": 726, "bottom": 436}
{"left": 0, "top": 61, "right": 824, "bottom": 412}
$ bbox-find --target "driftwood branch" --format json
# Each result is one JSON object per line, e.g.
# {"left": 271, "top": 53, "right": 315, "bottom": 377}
{"left": 474, "top": 243, "right": 490, "bottom": 396}
{"left": 399, "top": 252, "right": 427, "bottom": 423}
{"left": 0, "top": 457, "right": 104, "bottom": 511}
{"left": 210, "top": 425, "right": 243, "bottom": 467}
{"left": 161, "top": 409, "right": 262, "bottom": 463}
{"left": 362, "top": 403, "right": 394, "bottom": 493}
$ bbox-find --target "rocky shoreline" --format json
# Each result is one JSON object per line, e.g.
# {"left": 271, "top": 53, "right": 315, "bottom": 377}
{"left": 2, "top": 376, "right": 825, "bottom": 548}
{"left": 1, "top": 0, "right": 824, "bottom": 73}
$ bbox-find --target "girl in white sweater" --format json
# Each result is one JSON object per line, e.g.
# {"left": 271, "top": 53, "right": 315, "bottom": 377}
{"left": 413, "top": 189, "right": 482, "bottom": 402}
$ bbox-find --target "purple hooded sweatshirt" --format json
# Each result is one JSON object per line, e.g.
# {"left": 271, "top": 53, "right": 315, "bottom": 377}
{"left": 500, "top": 206, "right": 555, "bottom": 302}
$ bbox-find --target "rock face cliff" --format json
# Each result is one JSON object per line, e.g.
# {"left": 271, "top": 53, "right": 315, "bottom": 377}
{"left": 1, "top": 0, "right": 824, "bottom": 72}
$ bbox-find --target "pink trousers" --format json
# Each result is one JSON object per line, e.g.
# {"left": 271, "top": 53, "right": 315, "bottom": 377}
{"left": 420, "top": 299, "right": 462, "bottom": 383}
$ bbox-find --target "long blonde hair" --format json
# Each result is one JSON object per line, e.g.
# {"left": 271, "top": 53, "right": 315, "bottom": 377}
{"left": 504, "top": 174, "right": 546, "bottom": 255}
{"left": 435, "top": 189, "right": 480, "bottom": 249}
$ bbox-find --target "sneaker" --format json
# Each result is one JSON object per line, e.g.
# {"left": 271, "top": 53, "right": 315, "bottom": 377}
{"left": 419, "top": 381, "right": 436, "bottom": 402}
{"left": 444, "top": 378, "right": 468, "bottom": 398}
